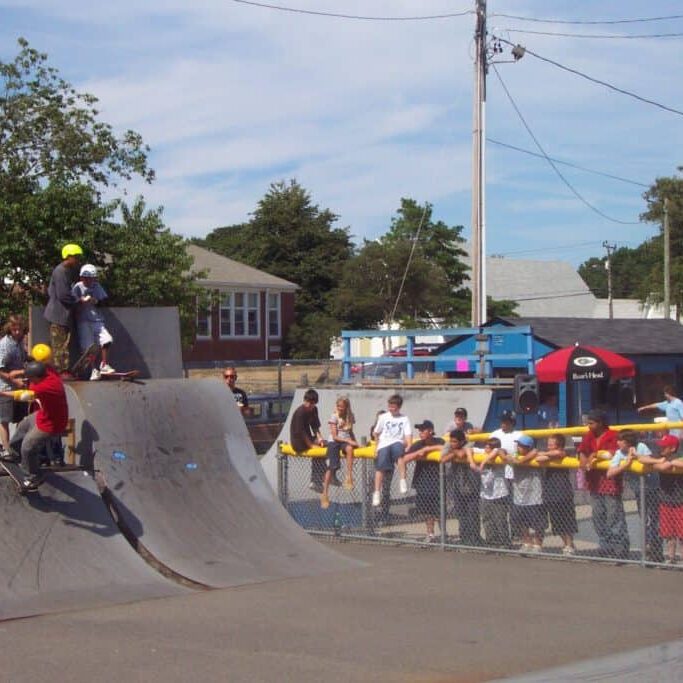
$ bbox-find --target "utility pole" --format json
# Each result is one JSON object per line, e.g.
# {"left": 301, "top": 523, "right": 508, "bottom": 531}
{"left": 664, "top": 197, "right": 671, "bottom": 319}
{"left": 471, "top": 0, "right": 487, "bottom": 327}
{"left": 602, "top": 241, "right": 616, "bottom": 319}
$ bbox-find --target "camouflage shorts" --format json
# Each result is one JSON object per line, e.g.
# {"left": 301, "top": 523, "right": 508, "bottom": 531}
{"left": 49, "top": 324, "right": 71, "bottom": 373}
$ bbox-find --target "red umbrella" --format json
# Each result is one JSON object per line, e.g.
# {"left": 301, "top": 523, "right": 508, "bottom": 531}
{"left": 535, "top": 344, "right": 635, "bottom": 384}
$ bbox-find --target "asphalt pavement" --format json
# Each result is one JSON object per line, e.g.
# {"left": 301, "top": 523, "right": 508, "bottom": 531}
{"left": 2, "top": 540, "right": 683, "bottom": 682}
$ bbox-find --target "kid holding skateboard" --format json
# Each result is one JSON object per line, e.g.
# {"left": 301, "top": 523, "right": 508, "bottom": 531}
{"left": 71, "top": 264, "right": 116, "bottom": 380}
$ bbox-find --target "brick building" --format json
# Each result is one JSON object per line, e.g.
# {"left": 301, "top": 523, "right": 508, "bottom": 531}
{"left": 184, "top": 244, "right": 298, "bottom": 362}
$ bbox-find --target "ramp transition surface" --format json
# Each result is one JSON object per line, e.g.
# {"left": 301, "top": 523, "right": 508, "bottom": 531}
{"left": 68, "top": 379, "right": 353, "bottom": 588}
{"left": 0, "top": 469, "right": 187, "bottom": 621}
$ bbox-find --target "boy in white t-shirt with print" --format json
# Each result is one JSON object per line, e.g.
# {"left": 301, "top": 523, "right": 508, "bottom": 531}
{"left": 371, "top": 394, "right": 412, "bottom": 508}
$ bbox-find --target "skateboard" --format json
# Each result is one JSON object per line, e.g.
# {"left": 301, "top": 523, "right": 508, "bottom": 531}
{"left": 99, "top": 370, "right": 141, "bottom": 382}
{"left": 0, "top": 459, "right": 35, "bottom": 495}
{"left": 69, "top": 342, "right": 99, "bottom": 378}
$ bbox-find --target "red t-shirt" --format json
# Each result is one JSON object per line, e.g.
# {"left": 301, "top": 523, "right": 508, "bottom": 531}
{"left": 577, "top": 427, "right": 621, "bottom": 496}
{"left": 30, "top": 367, "right": 68, "bottom": 433}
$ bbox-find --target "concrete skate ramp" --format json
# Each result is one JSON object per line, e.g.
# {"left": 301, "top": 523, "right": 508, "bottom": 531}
{"left": 0, "top": 470, "right": 187, "bottom": 621}
{"left": 29, "top": 305, "right": 183, "bottom": 378}
{"left": 69, "top": 379, "right": 353, "bottom": 587}
{"left": 261, "top": 386, "right": 493, "bottom": 487}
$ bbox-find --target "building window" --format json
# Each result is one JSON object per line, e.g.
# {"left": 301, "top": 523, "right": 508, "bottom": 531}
{"left": 220, "top": 291, "right": 259, "bottom": 338}
{"left": 219, "top": 292, "right": 232, "bottom": 337}
{"left": 268, "top": 292, "right": 281, "bottom": 338}
{"left": 196, "top": 298, "right": 212, "bottom": 339}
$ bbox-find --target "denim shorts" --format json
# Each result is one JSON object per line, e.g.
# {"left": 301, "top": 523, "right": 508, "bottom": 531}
{"left": 375, "top": 442, "right": 404, "bottom": 472}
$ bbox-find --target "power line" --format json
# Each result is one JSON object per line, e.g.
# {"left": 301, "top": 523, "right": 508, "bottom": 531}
{"left": 490, "top": 13, "right": 683, "bottom": 25}
{"left": 494, "top": 36, "right": 683, "bottom": 118}
{"left": 231, "top": 0, "right": 472, "bottom": 21}
{"left": 498, "top": 28, "right": 683, "bottom": 39}
{"left": 495, "top": 241, "right": 605, "bottom": 257}
{"left": 491, "top": 64, "right": 641, "bottom": 226}
{"left": 487, "top": 138, "right": 649, "bottom": 188}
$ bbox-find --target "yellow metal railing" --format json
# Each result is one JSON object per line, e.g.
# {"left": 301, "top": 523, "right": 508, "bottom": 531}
{"left": 279, "top": 421, "right": 683, "bottom": 474}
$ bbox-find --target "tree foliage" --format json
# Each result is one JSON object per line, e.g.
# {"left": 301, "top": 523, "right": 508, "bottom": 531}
{"left": 200, "top": 179, "right": 355, "bottom": 356}
{"left": 578, "top": 169, "right": 683, "bottom": 317}
{"left": 0, "top": 39, "right": 202, "bottom": 344}
{"left": 99, "top": 198, "right": 205, "bottom": 347}
{"left": 0, "top": 38, "right": 153, "bottom": 190}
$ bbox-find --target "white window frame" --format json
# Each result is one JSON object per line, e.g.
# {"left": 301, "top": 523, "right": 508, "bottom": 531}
{"left": 219, "top": 290, "right": 260, "bottom": 339}
{"left": 268, "top": 291, "right": 281, "bottom": 339}
{"left": 196, "top": 297, "right": 212, "bottom": 339}
{"left": 219, "top": 292, "right": 233, "bottom": 338}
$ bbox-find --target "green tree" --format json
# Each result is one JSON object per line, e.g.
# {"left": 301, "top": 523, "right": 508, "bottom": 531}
{"left": 0, "top": 38, "right": 155, "bottom": 321}
{"left": 640, "top": 169, "right": 683, "bottom": 316}
{"left": 99, "top": 197, "right": 206, "bottom": 347}
{"left": 201, "top": 179, "right": 354, "bottom": 356}
{"left": 334, "top": 238, "right": 451, "bottom": 332}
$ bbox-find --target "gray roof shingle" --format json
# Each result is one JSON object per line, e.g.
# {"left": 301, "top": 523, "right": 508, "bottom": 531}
{"left": 496, "top": 317, "right": 683, "bottom": 355}
{"left": 187, "top": 244, "right": 298, "bottom": 291}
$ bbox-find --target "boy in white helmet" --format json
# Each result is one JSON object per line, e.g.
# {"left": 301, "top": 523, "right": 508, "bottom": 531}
{"left": 71, "top": 264, "right": 116, "bottom": 380}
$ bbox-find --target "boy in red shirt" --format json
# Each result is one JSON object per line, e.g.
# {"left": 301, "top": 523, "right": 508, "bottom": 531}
{"left": 1, "top": 348, "right": 68, "bottom": 490}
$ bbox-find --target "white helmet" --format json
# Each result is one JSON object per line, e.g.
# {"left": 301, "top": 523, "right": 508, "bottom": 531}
{"left": 80, "top": 264, "right": 97, "bottom": 278}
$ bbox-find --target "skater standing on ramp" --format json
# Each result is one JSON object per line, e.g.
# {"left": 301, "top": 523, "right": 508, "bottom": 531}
{"left": 72, "top": 263, "right": 116, "bottom": 380}
{"left": 0, "top": 345, "right": 68, "bottom": 490}
{"left": 45, "top": 243, "right": 83, "bottom": 376}
{"left": 0, "top": 314, "right": 28, "bottom": 459}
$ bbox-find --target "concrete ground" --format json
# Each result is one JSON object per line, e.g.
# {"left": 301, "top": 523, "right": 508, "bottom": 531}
{"left": 2, "top": 541, "right": 683, "bottom": 683}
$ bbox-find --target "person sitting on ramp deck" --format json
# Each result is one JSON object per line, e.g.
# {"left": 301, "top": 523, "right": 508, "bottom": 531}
{"left": 0, "top": 345, "right": 69, "bottom": 490}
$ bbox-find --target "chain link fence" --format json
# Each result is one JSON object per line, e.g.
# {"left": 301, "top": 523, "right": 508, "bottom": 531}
{"left": 277, "top": 439, "right": 683, "bottom": 568}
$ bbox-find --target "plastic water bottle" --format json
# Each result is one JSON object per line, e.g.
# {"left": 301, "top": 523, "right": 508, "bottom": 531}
{"left": 333, "top": 510, "right": 342, "bottom": 537}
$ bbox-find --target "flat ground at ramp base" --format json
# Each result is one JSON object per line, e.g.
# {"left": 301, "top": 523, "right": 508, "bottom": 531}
{"left": 3, "top": 542, "right": 683, "bottom": 682}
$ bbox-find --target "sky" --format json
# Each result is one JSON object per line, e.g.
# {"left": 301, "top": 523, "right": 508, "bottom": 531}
{"left": 2, "top": 0, "right": 682, "bottom": 268}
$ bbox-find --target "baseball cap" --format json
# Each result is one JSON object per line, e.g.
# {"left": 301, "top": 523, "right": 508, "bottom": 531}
{"left": 515, "top": 434, "right": 534, "bottom": 448}
{"left": 656, "top": 434, "right": 680, "bottom": 451}
{"left": 500, "top": 410, "right": 516, "bottom": 423}
{"left": 586, "top": 409, "right": 608, "bottom": 425}
{"left": 454, "top": 407, "right": 467, "bottom": 417}
{"left": 415, "top": 420, "right": 435, "bottom": 431}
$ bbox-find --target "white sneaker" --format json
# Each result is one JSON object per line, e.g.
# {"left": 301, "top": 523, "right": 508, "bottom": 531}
{"left": 90, "top": 368, "right": 101, "bottom": 381}
{"left": 371, "top": 490, "right": 381, "bottom": 507}
{"left": 399, "top": 478, "right": 408, "bottom": 495}
{"left": 99, "top": 363, "right": 116, "bottom": 374}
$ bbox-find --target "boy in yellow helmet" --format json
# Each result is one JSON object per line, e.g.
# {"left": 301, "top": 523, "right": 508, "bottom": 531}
{"left": 44, "top": 244, "right": 83, "bottom": 375}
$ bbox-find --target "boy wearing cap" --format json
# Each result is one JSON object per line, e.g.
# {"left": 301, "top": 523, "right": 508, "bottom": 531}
{"left": 505, "top": 434, "right": 546, "bottom": 552}
{"left": 72, "top": 263, "right": 116, "bottom": 380}
{"left": 45, "top": 243, "right": 83, "bottom": 374}
{"left": 653, "top": 435, "right": 683, "bottom": 564}
{"left": 396, "top": 420, "right": 444, "bottom": 542}
{"left": 577, "top": 409, "right": 625, "bottom": 558}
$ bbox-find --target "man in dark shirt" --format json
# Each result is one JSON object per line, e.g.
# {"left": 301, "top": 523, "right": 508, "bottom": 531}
{"left": 290, "top": 388, "right": 326, "bottom": 492}
{"left": 398, "top": 420, "right": 445, "bottom": 543}
{"left": 44, "top": 243, "right": 83, "bottom": 375}
{"left": 223, "top": 366, "right": 250, "bottom": 416}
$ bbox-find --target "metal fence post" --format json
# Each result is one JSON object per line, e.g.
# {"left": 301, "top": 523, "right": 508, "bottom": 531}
{"left": 361, "top": 457, "right": 369, "bottom": 531}
{"left": 640, "top": 475, "right": 647, "bottom": 567}
{"left": 439, "top": 461, "right": 447, "bottom": 548}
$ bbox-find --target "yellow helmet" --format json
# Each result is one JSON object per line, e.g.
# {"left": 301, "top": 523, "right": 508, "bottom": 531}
{"left": 31, "top": 343, "right": 53, "bottom": 363}
{"left": 61, "top": 243, "right": 84, "bottom": 260}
